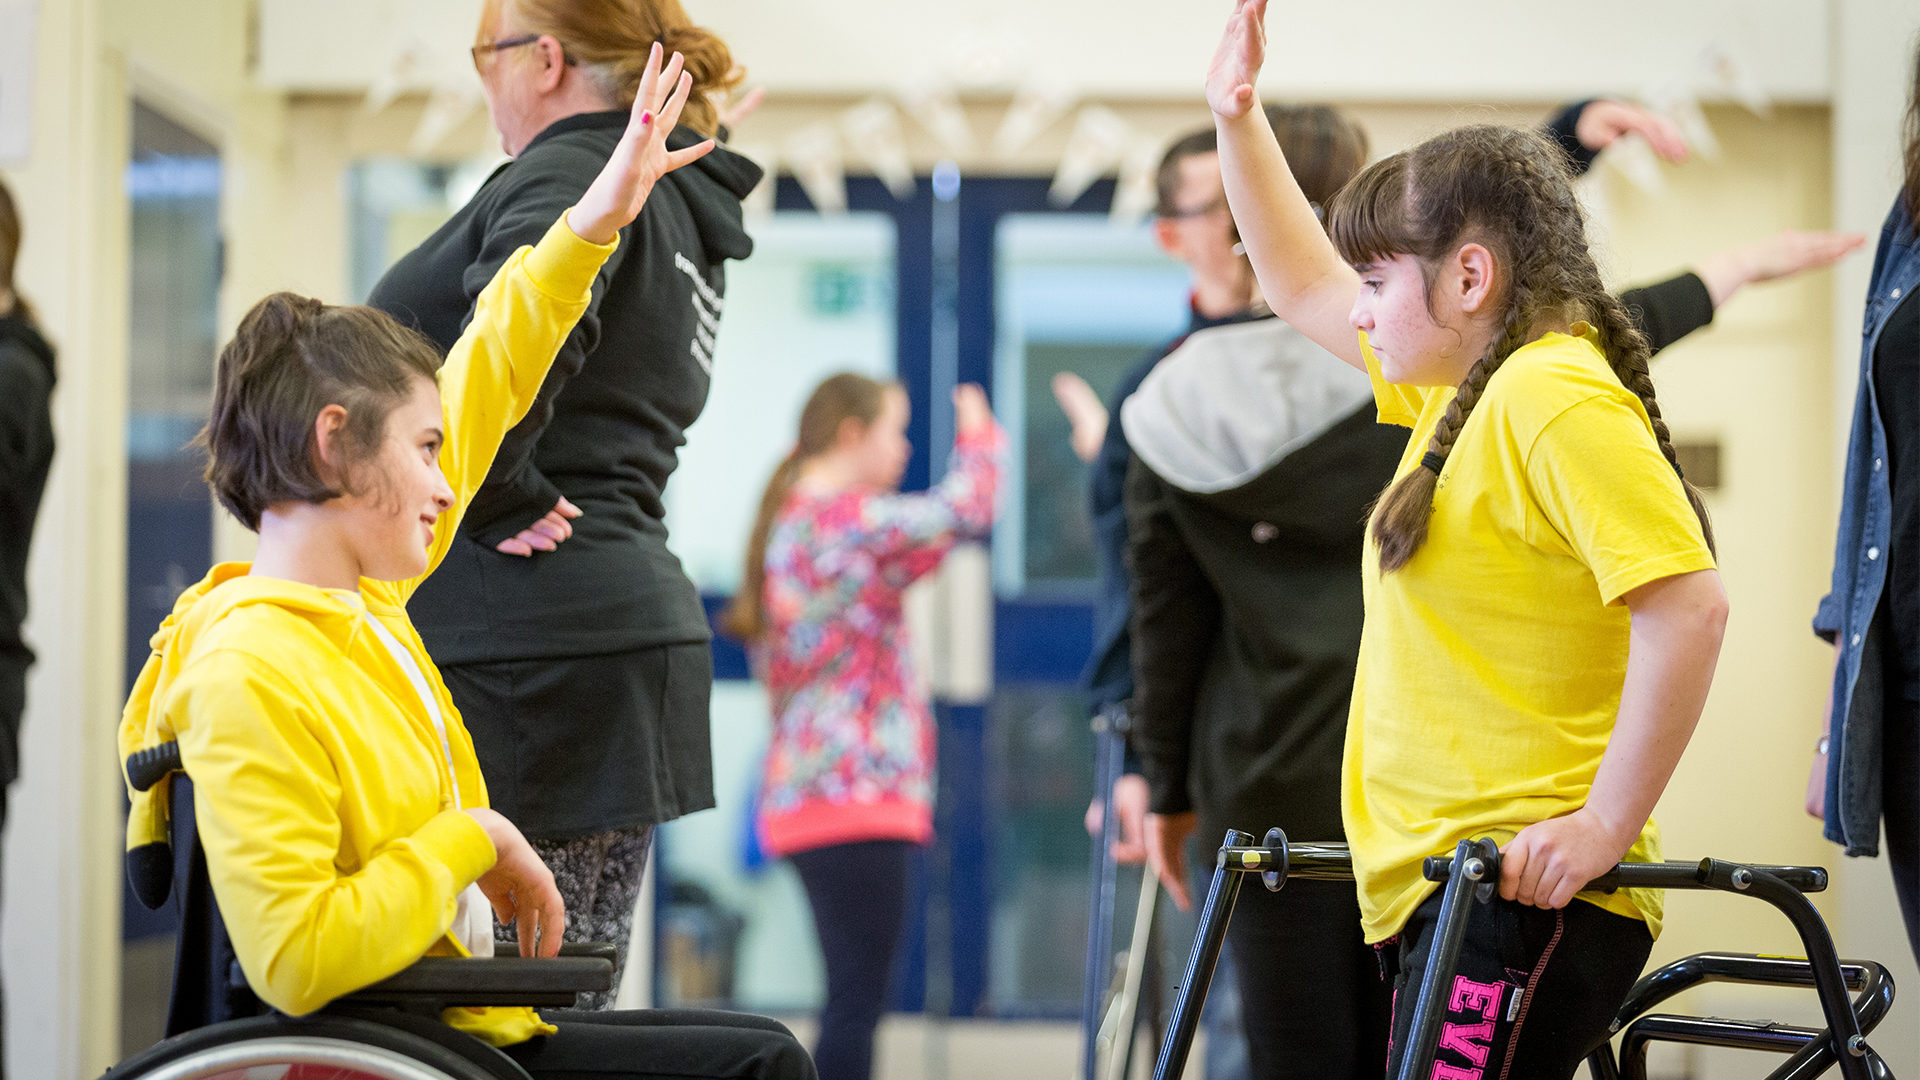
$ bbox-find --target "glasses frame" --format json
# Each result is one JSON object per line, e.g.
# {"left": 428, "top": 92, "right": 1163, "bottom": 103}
{"left": 470, "top": 33, "right": 544, "bottom": 71}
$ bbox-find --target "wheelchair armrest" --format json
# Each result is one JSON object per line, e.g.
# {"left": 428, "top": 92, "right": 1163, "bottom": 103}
{"left": 558, "top": 941, "right": 618, "bottom": 966}
{"left": 338, "top": 950, "right": 615, "bottom": 1010}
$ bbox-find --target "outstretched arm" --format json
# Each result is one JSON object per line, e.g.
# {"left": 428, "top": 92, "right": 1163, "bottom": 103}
{"left": 1623, "top": 229, "right": 1866, "bottom": 354}
{"left": 1206, "top": 0, "right": 1364, "bottom": 370}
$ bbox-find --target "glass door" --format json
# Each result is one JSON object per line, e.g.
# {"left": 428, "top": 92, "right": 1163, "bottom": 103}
{"left": 119, "top": 100, "right": 222, "bottom": 1055}
{"left": 656, "top": 172, "right": 1199, "bottom": 1023}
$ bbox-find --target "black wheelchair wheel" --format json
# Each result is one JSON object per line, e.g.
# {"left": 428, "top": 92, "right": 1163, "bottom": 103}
{"left": 101, "top": 1012, "right": 532, "bottom": 1080}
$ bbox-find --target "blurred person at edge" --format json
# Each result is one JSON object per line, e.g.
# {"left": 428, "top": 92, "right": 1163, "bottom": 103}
{"left": 366, "top": 0, "right": 763, "bottom": 1008}
{"left": 0, "top": 177, "right": 54, "bottom": 1080}
{"left": 1808, "top": 31, "right": 1920, "bottom": 967}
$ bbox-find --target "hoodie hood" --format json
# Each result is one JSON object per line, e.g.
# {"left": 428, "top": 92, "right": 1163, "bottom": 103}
{"left": 660, "top": 127, "right": 763, "bottom": 265}
{"left": 1120, "top": 316, "right": 1373, "bottom": 497}
{"left": 520, "top": 111, "right": 764, "bottom": 266}
{"left": 0, "top": 311, "right": 55, "bottom": 384}
{"left": 119, "top": 564, "right": 371, "bottom": 905}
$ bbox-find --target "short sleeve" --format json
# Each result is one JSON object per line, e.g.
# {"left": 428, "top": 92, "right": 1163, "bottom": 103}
{"left": 1359, "top": 331, "right": 1427, "bottom": 428}
{"left": 1524, "top": 394, "right": 1716, "bottom": 606}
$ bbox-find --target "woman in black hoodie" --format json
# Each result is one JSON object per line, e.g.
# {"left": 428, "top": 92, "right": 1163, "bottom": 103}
{"left": 368, "top": 0, "right": 761, "bottom": 1005}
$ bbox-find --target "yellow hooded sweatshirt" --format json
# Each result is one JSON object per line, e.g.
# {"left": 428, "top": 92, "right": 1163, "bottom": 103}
{"left": 118, "top": 214, "right": 616, "bottom": 1046}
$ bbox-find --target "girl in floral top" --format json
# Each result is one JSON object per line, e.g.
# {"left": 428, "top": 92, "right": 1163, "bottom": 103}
{"left": 722, "top": 374, "right": 1001, "bottom": 1080}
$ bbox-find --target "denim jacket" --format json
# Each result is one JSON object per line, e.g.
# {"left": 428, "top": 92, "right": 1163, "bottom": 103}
{"left": 1814, "top": 197, "right": 1919, "bottom": 856}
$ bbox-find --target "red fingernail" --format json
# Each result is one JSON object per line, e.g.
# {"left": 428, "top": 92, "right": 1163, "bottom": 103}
{"left": 640, "top": 111, "right": 653, "bottom": 126}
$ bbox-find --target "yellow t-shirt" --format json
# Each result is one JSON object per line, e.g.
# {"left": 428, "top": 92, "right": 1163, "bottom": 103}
{"left": 1344, "top": 325, "right": 1716, "bottom": 944}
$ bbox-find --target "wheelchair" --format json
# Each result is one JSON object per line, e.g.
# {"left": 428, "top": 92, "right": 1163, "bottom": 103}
{"left": 104, "top": 740, "right": 619, "bottom": 1080}
{"left": 1153, "top": 829, "right": 1900, "bottom": 1080}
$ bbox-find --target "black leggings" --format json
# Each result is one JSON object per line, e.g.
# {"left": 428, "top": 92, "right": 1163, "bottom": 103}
{"left": 1224, "top": 879, "right": 1391, "bottom": 1079}
{"left": 1383, "top": 892, "right": 1651, "bottom": 1080}
{"left": 1885, "top": 693, "right": 1920, "bottom": 965}
{"left": 501, "top": 1008, "right": 817, "bottom": 1080}
{"left": 788, "top": 840, "right": 916, "bottom": 1080}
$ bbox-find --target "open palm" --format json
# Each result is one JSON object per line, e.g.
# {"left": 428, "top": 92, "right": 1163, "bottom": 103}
{"left": 1205, "top": 0, "right": 1270, "bottom": 119}
{"left": 571, "top": 44, "right": 716, "bottom": 246}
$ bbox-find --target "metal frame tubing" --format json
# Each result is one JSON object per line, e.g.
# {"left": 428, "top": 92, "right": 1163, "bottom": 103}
{"left": 1149, "top": 830, "right": 1255, "bottom": 1080}
{"left": 1079, "top": 711, "right": 1131, "bottom": 1080}
{"left": 1393, "top": 838, "right": 1502, "bottom": 1080}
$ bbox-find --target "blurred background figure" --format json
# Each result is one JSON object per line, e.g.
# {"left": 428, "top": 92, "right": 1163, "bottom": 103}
{"left": 724, "top": 378, "right": 1003, "bottom": 1080}
{"left": 365, "top": 0, "right": 762, "bottom": 1006}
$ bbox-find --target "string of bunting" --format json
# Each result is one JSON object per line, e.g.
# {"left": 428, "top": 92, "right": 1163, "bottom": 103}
{"left": 359, "top": 11, "right": 1772, "bottom": 226}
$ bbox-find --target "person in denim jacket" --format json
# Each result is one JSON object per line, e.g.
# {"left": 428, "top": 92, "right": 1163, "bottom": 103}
{"left": 1810, "top": 39, "right": 1920, "bottom": 965}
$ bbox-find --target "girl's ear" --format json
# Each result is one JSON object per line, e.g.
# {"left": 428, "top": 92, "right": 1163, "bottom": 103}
{"left": 535, "top": 35, "right": 568, "bottom": 93}
{"left": 832, "top": 414, "right": 871, "bottom": 452}
{"left": 1454, "top": 241, "right": 1499, "bottom": 315}
{"left": 312, "top": 404, "right": 351, "bottom": 486}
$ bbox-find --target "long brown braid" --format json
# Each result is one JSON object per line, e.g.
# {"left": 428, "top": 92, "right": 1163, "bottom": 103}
{"left": 1327, "top": 124, "right": 1714, "bottom": 572}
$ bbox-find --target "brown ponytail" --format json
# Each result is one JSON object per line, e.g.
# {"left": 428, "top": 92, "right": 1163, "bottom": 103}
{"left": 1328, "top": 124, "right": 1714, "bottom": 572}
{"left": 719, "top": 373, "right": 896, "bottom": 643}
{"left": 507, "top": 0, "right": 740, "bottom": 137}
{"left": 0, "top": 176, "right": 33, "bottom": 326}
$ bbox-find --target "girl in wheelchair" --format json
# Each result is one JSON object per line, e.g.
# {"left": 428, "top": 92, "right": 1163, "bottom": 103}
{"left": 116, "top": 47, "right": 814, "bottom": 1080}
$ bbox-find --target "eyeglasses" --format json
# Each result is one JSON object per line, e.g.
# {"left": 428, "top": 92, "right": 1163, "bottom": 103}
{"left": 470, "top": 33, "right": 543, "bottom": 71}
{"left": 1159, "top": 194, "right": 1230, "bottom": 221}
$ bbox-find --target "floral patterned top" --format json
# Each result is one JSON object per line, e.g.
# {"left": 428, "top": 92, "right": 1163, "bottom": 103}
{"left": 755, "top": 424, "right": 1004, "bottom": 856}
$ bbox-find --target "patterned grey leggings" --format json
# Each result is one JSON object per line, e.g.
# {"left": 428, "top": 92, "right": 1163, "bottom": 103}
{"left": 496, "top": 824, "right": 655, "bottom": 1010}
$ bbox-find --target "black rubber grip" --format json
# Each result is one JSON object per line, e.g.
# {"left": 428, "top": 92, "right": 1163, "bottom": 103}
{"left": 126, "top": 741, "right": 183, "bottom": 792}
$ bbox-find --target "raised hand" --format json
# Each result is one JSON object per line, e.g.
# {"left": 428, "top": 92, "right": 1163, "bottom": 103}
{"left": 952, "top": 383, "right": 996, "bottom": 440}
{"left": 718, "top": 82, "right": 767, "bottom": 134}
{"left": 570, "top": 44, "right": 717, "bottom": 246}
{"left": 1050, "top": 371, "right": 1109, "bottom": 463}
{"left": 1574, "top": 100, "right": 1690, "bottom": 163}
{"left": 1205, "top": 0, "right": 1270, "bottom": 120}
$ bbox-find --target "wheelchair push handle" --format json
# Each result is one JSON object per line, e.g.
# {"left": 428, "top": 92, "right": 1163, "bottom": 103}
{"left": 126, "top": 740, "right": 183, "bottom": 792}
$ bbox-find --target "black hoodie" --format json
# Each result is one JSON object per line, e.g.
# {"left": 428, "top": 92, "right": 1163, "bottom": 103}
{"left": 1120, "top": 317, "right": 1398, "bottom": 843}
{"left": 0, "top": 311, "right": 54, "bottom": 787}
{"left": 369, "top": 112, "right": 762, "bottom": 664}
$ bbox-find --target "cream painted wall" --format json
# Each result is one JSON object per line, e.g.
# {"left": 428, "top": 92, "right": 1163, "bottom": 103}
{"left": 0, "top": 0, "right": 128, "bottom": 1072}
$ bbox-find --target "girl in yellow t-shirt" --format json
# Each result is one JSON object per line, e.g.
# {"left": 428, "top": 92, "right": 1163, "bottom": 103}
{"left": 1203, "top": 3, "right": 1729, "bottom": 1076}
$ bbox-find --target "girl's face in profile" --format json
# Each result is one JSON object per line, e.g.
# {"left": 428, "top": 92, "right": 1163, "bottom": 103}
{"left": 850, "top": 387, "right": 911, "bottom": 493}
{"left": 1348, "top": 253, "right": 1469, "bottom": 387}
{"left": 330, "top": 376, "right": 455, "bottom": 582}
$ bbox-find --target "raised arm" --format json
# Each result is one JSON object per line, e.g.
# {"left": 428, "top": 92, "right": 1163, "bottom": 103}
{"left": 847, "top": 387, "right": 1004, "bottom": 585}
{"left": 1206, "top": 0, "right": 1364, "bottom": 369}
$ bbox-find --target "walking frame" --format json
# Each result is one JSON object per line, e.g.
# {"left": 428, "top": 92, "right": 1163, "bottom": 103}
{"left": 1153, "top": 828, "right": 1898, "bottom": 1080}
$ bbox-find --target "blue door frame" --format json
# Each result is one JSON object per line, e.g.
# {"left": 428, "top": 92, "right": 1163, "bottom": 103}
{"left": 700, "top": 172, "right": 1116, "bottom": 1019}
